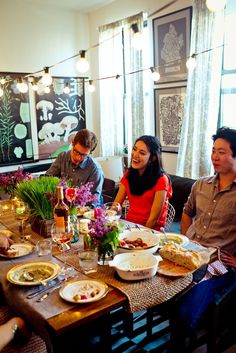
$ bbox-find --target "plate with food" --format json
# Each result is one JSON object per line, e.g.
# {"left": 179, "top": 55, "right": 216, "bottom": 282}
{"left": 59, "top": 279, "right": 109, "bottom": 304}
{"left": 0, "top": 229, "right": 14, "bottom": 238}
{"left": 157, "top": 243, "right": 210, "bottom": 277}
{"left": 7, "top": 261, "right": 61, "bottom": 285}
{"left": 83, "top": 210, "right": 95, "bottom": 221}
{"left": 0, "top": 243, "right": 34, "bottom": 259}
{"left": 117, "top": 230, "right": 160, "bottom": 254}
{"left": 158, "top": 233, "right": 189, "bottom": 248}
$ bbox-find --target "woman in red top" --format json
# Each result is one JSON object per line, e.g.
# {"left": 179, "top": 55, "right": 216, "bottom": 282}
{"left": 114, "top": 135, "right": 172, "bottom": 230}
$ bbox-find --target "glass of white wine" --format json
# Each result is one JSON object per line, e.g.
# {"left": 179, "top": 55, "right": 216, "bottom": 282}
{"left": 103, "top": 202, "right": 122, "bottom": 224}
{"left": 51, "top": 221, "right": 74, "bottom": 252}
{"left": 14, "top": 201, "right": 30, "bottom": 241}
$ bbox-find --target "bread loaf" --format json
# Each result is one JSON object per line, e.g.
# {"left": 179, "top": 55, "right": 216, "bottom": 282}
{"left": 159, "top": 243, "right": 201, "bottom": 270}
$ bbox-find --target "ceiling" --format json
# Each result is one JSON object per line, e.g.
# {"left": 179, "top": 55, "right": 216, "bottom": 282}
{"left": 22, "top": 0, "right": 115, "bottom": 12}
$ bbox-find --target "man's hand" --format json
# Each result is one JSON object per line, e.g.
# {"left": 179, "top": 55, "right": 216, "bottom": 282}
{"left": 0, "top": 234, "right": 13, "bottom": 251}
{"left": 220, "top": 250, "right": 236, "bottom": 268}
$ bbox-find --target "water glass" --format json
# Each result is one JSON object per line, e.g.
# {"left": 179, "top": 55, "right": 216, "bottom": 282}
{"left": 36, "top": 239, "right": 52, "bottom": 256}
{"left": 78, "top": 249, "right": 98, "bottom": 274}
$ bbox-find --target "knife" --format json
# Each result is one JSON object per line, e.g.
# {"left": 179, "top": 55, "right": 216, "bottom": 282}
{"left": 36, "top": 283, "right": 62, "bottom": 302}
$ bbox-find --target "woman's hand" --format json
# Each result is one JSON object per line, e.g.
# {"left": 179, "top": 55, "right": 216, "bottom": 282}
{"left": 0, "top": 234, "right": 13, "bottom": 251}
{"left": 220, "top": 250, "right": 236, "bottom": 268}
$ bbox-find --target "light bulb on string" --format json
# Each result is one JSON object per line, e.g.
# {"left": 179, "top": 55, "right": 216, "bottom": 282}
{"left": 88, "top": 80, "right": 95, "bottom": 93}
{"left": 31, "top": 81, "right": 38, "bottom": 92}
{"left": 44, "top": 86, "right": 50, "bottom": 94}
{"left": 0, "top": 77, "right": 6, "bottom": 85}
{"left": 206, "top": 0, "right": 226, "bottom": 12}
{"left": 186, "top": 54, "right": 197, "bottom": 70}
{"left": 150, "top": 67, "right": 160, "bottom": 82}
{"left": 16, "top": 78, "right": 28, "bottom": 93}
{"left": 63, "top": 82, "right": 70, "bottom": 94}
{"left": 131, "top": 23, "right": 143, "bottom": 50}
{"left": 41, "top": 67, "right": 53, "bottom": 86}
{"left": 76, "top": 50, "right": 89, "bottom": 73}
{"left": 0, "top": 86, "right": 3, "bottom": 97}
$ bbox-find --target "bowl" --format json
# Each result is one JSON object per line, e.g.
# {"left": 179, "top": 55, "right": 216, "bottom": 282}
{"left": 109, "top": 252, "right": 159, "bottom": 281}
{"left": 117, "top": 230, "right": 159, "bottom": 254}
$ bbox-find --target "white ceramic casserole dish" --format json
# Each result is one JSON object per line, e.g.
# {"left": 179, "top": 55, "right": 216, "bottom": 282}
{"left": 109, "top": 252, "right": 159, "bottom": 281}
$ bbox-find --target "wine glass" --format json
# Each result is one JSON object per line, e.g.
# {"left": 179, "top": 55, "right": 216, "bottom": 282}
{"left": 103, "top": 202, "right": 122, "bottom": 224}
{"left": 14, "top": 201, "right": 30, "bottom": 241}
{"left": 51, "top": 221, "right": 74, "bottom": 252}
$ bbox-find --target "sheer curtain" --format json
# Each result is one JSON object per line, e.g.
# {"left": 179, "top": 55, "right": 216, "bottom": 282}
{"left": 176, "top": 0, "right": 225, "bottom": 178}
{"left": 99, "top": 13, "right": 145, "bottom": 157}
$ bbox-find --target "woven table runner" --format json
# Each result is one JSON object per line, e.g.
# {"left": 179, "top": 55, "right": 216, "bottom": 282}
{"left": 55, "top": 246, "right": 193, "bottom": 313}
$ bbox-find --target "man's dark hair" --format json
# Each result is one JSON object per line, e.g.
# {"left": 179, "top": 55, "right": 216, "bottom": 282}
{"left": 212, "top": 126, "right": 236, "bottom": 157}
{"left": 73, "top": 129, "right": 98, "bottom": 152}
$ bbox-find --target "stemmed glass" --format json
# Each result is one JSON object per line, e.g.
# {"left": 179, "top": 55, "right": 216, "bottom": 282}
{"left": 103, "top": 202, "right": 122, "bottom": 224}
{"left": 14, "top": 201, "right": 31, "bottom": 241}
{"left": 51, "top": 221, "right": 74, "bottom": 252}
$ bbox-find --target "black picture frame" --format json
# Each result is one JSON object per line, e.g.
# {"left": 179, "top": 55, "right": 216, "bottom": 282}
{"left": 154, "top": 84, "right": 186, "bottom": 152}
{"left": 152, "top": 7, "right": 192, "bottom": 84}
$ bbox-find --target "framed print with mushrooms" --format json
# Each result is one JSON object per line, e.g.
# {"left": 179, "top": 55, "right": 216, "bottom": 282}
{"left": 154, "top": 85, "right": 186, "bottom": 153}
{"left": 0, "top": 72, "right": 34, "bottom": 166}
{"left": 152, "top": 7, "right": 192, "bottom": 84}
{"left": 35, "top": 77, "right": 86, "bottom": 160}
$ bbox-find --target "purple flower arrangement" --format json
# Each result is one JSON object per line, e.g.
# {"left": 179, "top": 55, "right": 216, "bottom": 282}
{"left": 0, "top": 168, "right": 32, "bottom": 196}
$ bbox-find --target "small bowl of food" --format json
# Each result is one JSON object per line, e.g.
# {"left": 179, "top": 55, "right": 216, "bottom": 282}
{"left": 109, "top": 252, "right": 159, "bottom": 281}
{"left": 117, "top": 230, "right": 159, "bottom": 254}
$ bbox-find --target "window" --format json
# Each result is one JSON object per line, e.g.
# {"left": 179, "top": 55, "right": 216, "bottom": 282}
{"left": 220, "top": 0, "right": 236, "bottom": 128}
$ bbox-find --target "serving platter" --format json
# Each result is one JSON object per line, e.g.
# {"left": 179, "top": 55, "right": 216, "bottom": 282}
{"left": 117, "top": 230, "right": 159, "bottom": 254}
{"left": 0, "top": 243, "right": 34, "bottom": 259}
{"left": 158, "top": 233, "right": 189, "bottom": 248}
{"left": 59, "top": 279, "right": 108, "bottom": 303}
{"left": 7, "top": 261, "right": 61, "bottom": 285}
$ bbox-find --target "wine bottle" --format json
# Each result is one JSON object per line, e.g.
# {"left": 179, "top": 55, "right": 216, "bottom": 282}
{"left": 54, "top": 186, "right": 69, "bottom": 233}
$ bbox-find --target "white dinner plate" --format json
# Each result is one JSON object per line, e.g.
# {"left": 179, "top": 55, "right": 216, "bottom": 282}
{"left": 118, "top": 230, "right": 159, "bottom": 251}
{"left": 158, "top": 233, "right": 189, "bottom": 248}
{"left": 0, "top": 243, "right": 34, "bottom": 259}
{"left": 7, "top": 261, "right": 61, "bottom": 285}
{"left": 59, "top": 279, "right": 109, "bottom": 304}
{"left": 0, "top": 229, "right": 14, "bottom": 238}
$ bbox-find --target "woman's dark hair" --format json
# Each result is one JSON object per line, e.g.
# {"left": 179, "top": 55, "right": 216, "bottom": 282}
{"left": 212, "top": 126, "right": 236, "bottom": 158}
{"left": 127, "top": 135, "right": 167, "bottom": 195}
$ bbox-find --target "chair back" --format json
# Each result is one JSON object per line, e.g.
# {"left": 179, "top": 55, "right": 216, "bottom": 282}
{"left": 102, "top": 178, "right": 116, "bottom": 203}
{"left": 165, "top": 203, "right": 176, "bottom": 232}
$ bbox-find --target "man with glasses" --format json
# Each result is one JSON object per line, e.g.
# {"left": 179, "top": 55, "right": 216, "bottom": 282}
{"left": 46, "top": 129, "right": 104, "bottom": 206}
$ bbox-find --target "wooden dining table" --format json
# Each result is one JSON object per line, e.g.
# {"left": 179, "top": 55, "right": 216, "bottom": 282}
{"left": 0, "top": 201, "right": 195, "bottom": 353}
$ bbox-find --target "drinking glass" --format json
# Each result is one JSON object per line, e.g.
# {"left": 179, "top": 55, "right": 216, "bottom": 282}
{"left": 103, "top": 202, "right": 122, "bottom": 224}
{"left": 51, "top": 221, "right": 73, "bottom": 252}
{"left": 14, "top": 201, "right": 30, "bottom": 240}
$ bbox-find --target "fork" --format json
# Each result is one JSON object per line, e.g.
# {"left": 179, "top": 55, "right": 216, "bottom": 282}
{"left": 160, "top": 227, "right": 168, "bottom": 245}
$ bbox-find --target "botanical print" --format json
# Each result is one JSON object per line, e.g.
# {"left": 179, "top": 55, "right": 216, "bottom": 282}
{"left": 0, "top": 73, "right": 33, "bottom": 165}
{"left": 36, "top": 78, "right": 86, "bottom": 160}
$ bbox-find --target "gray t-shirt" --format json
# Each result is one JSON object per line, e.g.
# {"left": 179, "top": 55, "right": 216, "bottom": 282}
{"left": 46, "top": 151, "right": 104, "bottom": 206}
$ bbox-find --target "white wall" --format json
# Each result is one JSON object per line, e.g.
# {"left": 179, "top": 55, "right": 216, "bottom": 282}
{"left": 0, "top": 0, "right": 192, "bottom": 175}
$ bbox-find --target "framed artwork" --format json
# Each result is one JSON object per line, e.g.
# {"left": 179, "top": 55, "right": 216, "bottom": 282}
{"left": 0, "top": 72, "right": 34, "bottom": 166}
{"left": 155, "top": 85, "right": 186, "bottom": 152}
{"left": 35, "top": 77, "right": 86, "bottom": 160}
{"left": 152, "top": 7, "right": 192, "bottom": 84}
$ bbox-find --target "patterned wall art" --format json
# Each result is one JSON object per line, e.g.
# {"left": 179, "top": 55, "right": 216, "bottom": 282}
{"left": 153, "top": 7, "right": 192, "bottom": 84}
{"left": 154, "top": 85, "right": 186, "bottom": 152}
{"left": 0, "top": 72, "right": 33, "bottom": 166}
{"left": 35, "top": 77, "right": 86, "bottom": 160}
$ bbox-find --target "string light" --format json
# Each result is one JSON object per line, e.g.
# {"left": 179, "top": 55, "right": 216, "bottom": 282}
{"left": 150, "top": 67, "right": 160, "bottom": 81}
{"left": 76, "top": 50, "right": 89, "bottom": 73}
{"left": 206, "top": 0, "right": 226, "bottom": 12}
{"left": 44, "top": 86, "right": 50, "bottom": 94}
{"left": 88, "top": 80, "right": 95, "bottom": 93}
{"left": 0, "top": 77, "right": 6, "bottom": 85}
{"left": 16, "top": 78, "right": 28, "bottom": 93}
{"left": 131, "top": 23, "right": 143, "bottom": 50}
{"left": 0, "top": 86, "right": 3, "bottom": 97}
{"left": 41, "top": 67, "right": 53, "bottom": 86}
{"left": 31, "top": 81, "right": 38, "bottom": 91}
{"left": 186, "top": 54, "right": 197, "bottom": 70}
{"left": 63, "top": 82, "right": 70, "bottom": 94}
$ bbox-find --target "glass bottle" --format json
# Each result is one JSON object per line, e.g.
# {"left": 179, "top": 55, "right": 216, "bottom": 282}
{"left": 54, "top": 186, "right": 69, "bottom": 233}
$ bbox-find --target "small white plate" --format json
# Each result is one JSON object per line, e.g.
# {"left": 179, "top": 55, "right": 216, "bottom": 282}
{"left": 158, "top": 233, "right": 189, "bottom": 248}
{"left": 83, "top": 210, "right": 95, "bottom": 221}
{"left": 7, "top": 261, "right": 61, "bottom": 286}
{"left": 59, "top": 279, "right": 108, "bottom": 304}
{"left": 0, "top": 243, "right": 34, "bottom": 259}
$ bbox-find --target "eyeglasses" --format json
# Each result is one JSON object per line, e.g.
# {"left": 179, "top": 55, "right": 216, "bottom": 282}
{"left": 72, "top": 146, "right": 90, "bottom": 159}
